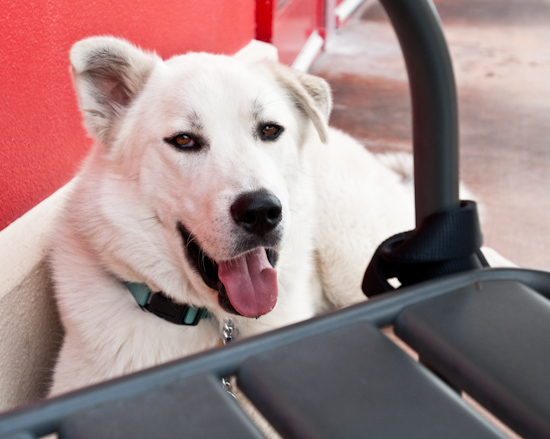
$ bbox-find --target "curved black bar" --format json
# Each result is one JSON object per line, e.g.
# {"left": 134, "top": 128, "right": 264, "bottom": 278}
{"left": 378, "top": 0, "right": 460, "bottom": 225}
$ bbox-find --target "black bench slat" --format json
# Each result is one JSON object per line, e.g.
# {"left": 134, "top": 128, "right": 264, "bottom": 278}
{"left": 58, "top": 374, "right": 263, "bottom": 439}
{"left": 238, "top": 322, "right": 506, "bottom": 439}
{"left": 395, "top": 279, "right": 550, "bottom": 439}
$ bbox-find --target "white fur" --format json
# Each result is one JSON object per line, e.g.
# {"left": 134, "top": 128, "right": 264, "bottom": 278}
{"left": 49, "top": 37, "right": 413, "bottom": 396}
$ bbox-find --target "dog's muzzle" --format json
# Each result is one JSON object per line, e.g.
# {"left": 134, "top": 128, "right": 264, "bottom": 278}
{"left": 177, "top": 189, "right": 283, "bottom": 318}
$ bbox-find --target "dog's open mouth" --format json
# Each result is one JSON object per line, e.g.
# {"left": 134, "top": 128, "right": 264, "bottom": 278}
{"left": 177, "top": 223, "right": 279, "bottom": 317}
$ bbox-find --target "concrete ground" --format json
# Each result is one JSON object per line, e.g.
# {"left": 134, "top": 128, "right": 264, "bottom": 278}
{"left": 311, "top": 0, "right": 550, "bottom": 270}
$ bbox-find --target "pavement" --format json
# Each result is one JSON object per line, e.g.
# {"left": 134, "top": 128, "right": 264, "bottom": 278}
{"left": 311, "top": 0, "right": 550, "bottom": 270}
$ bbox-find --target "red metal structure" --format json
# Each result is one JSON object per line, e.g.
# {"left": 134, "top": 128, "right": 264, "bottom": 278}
{"left": 256, "top": 0, "right": 326, "bottom": 65}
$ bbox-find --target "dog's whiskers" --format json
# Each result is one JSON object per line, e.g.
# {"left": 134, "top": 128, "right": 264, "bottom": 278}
{"left": 200, "top": 253, "right": 211, "bottom": 272}
{"left": 182, "top": 221, "right": 210, "bottom": 254}
{"left": 137, "top": 215, "right": 162, "bottom": 231}
{"left": 105, "top": 173, "right": 140, "bottom": 182}
{"left": 138, "top": 216, "right": 160, "bottom": 222}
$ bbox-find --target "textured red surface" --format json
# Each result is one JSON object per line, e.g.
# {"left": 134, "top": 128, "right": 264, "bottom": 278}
{"left": 0, "top": 0, "right": 255, "bottom": 230}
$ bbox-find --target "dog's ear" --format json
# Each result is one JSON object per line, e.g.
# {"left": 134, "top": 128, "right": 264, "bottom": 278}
{"left": 234, "top": 40, "right": 279, "bottom": 63}
{"left": 70, "top": 36, "right": 160, "bottom": 145}
{"left": 267, "top": 63, "right": 332, "bottom": 143}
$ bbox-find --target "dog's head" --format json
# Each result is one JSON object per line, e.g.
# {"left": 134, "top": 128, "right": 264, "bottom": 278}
{"left": 70, "top": 36, "right": 331, "bottom": 318}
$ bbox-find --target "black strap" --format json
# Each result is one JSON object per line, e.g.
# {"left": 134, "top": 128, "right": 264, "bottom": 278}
{"left": 362, "top": 200, "right": 489, "bottom": 297}
{"left": 124, "top": 281, "right": 212, "bottom": 326}
{"left": 145, "top": 293, "right": 211, "bottom": 326}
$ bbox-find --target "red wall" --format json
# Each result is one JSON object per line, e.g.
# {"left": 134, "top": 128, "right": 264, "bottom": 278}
{"left": 0, "top": 0, "right": 255, "bottom": 230}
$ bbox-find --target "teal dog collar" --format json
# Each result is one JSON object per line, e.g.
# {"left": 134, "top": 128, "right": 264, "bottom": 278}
{"left": 125, "top": 282, "right": 212, "bottom": 326}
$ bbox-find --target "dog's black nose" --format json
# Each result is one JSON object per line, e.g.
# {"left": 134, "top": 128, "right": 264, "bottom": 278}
{"left": 231, "top": 189, "right": 282, "bottom": 236}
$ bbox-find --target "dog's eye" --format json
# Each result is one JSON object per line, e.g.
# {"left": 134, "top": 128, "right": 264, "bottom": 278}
{"left": 164, "top": 133, "right": 200, "bottom": 151}
{"left": 174, "top": 134, "right": 194, "bottom": 147}
{"left": 259, "top": 124, "right": 284, "bottom": 141}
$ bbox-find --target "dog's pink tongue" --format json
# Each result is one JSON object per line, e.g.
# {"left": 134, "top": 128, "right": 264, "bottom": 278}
{"left": 218, "top": 248, "right": 278, "bottom": 317}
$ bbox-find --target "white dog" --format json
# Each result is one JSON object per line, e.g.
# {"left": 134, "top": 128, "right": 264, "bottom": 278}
{"left": 48, "top": 36, "right": 413, "bottom": 396}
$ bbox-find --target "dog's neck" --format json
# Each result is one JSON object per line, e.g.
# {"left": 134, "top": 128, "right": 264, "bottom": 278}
{"left": 125, "top": 282, "right": 212, "bottom": 326}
